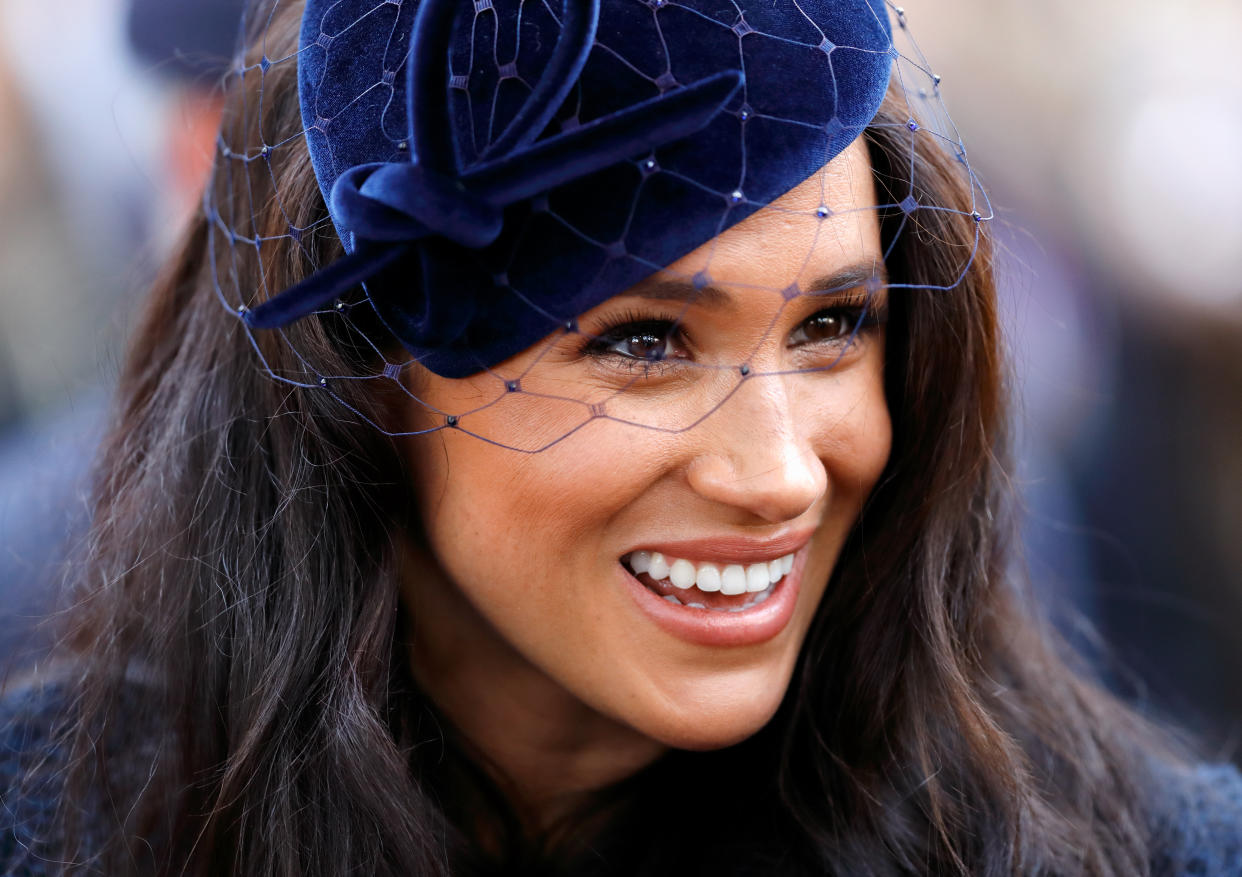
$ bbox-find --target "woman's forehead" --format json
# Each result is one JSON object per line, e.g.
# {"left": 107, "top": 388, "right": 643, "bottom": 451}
{"left": 639, "top": 141, "right": 883, "bottom": 293}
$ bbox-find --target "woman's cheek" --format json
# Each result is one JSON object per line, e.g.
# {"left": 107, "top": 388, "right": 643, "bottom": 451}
{"left": 805, "top": 360, "right": 892, "bottom": 497}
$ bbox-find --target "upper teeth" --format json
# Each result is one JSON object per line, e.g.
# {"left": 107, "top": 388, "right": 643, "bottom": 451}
{"left": 625, "top": 550, "right": 795, "bottom": 595}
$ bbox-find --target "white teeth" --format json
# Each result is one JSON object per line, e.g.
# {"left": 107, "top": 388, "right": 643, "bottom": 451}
{"left": 625, "top": 549, "right": 798, "bottom": 602}
{"left": 695, "top": 564, "right": 722, "bottom": 592}
{"left": 720, "top": 564, "right": 747, "bottom": 595}
{"left": 669, "top": 558, "right": 697, "bottom": 590}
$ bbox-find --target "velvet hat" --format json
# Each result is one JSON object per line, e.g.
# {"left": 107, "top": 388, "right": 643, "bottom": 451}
{"left": 242, "top": 0, "right": 896, "bottom": 378}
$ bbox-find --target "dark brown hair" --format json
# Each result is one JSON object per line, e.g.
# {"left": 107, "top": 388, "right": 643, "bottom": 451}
{"left": 40, "top": 2, "right": 1167, "bottom": 874}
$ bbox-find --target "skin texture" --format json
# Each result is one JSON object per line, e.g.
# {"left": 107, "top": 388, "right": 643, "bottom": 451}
{"left": 398, "top": 140, "right": 891, "bottom": 828}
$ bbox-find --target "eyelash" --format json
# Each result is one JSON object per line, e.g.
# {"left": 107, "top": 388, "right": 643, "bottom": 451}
{"left": 581, "top": 300, "right": 883, "bottom": 374}
{"left": 580, "top": 308, "right": 689, "bottom": 375}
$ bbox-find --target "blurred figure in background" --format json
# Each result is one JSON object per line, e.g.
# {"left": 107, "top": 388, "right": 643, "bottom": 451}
{"left": 0, "top": 9, "right": 103, "bottom": 660}
{"left": 0, "top": 0, "right": 241, "bottom": 658}
{"left": 1081, "top": 290, "right": 1242, "bottom": 758}
{"left": 915, "top": 0, "right": 1242, "bottom": 755}
{"left": 126, "top": 0, "right": 247, "bottom": 218}
{"left": 0, "top": 0, "right": 164, "bottom": 415}
{"left": 0, "top": 22, "right": 93, "bottom": 430}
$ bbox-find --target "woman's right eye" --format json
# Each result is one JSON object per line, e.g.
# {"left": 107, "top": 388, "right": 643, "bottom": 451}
{"left": 585, "top": 320, "right": 685, "bottom": 364}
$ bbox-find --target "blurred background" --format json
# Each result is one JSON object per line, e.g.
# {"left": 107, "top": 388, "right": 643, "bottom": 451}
{"left": 0, "top": 0, "right": 1238, "bottom": 759}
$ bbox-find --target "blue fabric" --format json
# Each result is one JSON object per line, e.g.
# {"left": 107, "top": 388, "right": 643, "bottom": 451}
{"left": 1147, "top": 761, "right": 1242, "bottom": 876}
{"left": 3, "top": 682, "right": 1242, "bottom": 874}
{"left": 242, "top": 0, "right": 895, "bottom": 377}
{"left": 1, "top": 684, "right": 65, "bottom": 876}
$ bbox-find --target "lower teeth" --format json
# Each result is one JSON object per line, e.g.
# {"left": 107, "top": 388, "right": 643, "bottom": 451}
{"left": 660, "top": 586, "right": 774, "bottom": 611}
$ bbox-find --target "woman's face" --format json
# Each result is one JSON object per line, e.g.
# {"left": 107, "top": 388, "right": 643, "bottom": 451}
{"left": 401, "top": 140, "right": 891, "bottom": 752}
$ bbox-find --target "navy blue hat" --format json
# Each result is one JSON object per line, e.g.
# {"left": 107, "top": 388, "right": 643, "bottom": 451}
{"left": 243, "top": 0, "right": 895, "bottom": 378}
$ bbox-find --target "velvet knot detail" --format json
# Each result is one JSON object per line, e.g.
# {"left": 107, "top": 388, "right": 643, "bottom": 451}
{"left": 330, "top": 162, "right": 504, "bottom": 250}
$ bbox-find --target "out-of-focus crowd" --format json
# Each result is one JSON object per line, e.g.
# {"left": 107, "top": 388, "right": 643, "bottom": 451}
{"left": 0, "top": 0, "right": 1239, "bottom": 757}
{"left": 0, "top": 0, "right": 242, "bottom": 665}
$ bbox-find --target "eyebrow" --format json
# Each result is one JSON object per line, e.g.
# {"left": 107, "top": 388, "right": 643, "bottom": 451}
{"left": 622, "top": 261, "right": 888, "bottom": 307}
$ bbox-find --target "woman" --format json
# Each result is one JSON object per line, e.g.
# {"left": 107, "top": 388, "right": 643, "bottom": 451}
{"left": 3, "top": 0, "right": 1240, "bottom": 874}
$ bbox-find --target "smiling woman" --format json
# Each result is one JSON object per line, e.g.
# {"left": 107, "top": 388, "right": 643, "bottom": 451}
{"left": 3, "top": 0, "right": 1241, "bottom": 875}
{"left": 403, "top": 144, "right": 891, "bottom": 772}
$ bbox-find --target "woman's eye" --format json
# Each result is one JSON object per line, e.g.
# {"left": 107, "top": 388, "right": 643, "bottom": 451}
{"left": 588, "top": 321, "right": 682, "bottom": 363}
{"left": 789, "top": 307, "right": 863, "bottom": 346}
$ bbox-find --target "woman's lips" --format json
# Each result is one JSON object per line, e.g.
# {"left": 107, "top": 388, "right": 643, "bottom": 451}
{"left": 627, "top": 528, "right": 815, "bottom": 565}
{"left": 616, "top": 542, "right": 808, "bottom": 648}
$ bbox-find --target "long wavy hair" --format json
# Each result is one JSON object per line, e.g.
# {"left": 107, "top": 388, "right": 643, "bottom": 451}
{"left": 41, "top": 2, "right": 1166, "bottom": 874}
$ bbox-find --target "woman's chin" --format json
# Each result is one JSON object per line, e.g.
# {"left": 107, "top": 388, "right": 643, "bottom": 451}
{"left": 632, "top": 692, "right": 787, "bottom": 753}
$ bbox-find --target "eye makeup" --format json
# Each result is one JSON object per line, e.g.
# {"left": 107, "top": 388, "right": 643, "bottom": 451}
{"left": 578, "top": 287, "right": 887, "bottom": 378}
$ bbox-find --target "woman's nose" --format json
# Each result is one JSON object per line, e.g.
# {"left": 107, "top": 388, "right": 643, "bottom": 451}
{"left": 683, "top": 377, "right": 827, "bottom": 524}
